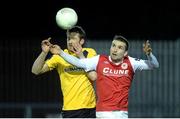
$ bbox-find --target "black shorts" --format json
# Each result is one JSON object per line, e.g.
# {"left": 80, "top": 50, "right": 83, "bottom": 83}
{"left": 61, "top": 108, "right": 96, "bottom": 118}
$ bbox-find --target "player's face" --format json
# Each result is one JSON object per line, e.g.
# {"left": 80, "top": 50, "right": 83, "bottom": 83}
{"left": 67, "top": 32, "right": 83, "bottom": 52}
{"left": 110, "top": 40, "right": 128, "bottom": 63}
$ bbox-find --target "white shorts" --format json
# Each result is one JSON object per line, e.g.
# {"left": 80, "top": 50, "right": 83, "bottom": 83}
{"left": 96, "top": 111, "right": 128, "bottom": 119}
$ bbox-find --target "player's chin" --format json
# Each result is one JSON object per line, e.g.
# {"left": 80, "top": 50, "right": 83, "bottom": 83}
{"left": 112, "top": 56, "right": 122, "bottom": 62}
{"left": 111, "top": 56, "right": 118, "bottom": 61}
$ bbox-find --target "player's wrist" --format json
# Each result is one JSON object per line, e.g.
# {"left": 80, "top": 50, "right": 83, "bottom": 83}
{"left": 77, "top": 52, "right": 85, "bottom": 59}
{"left": 42, "top": 51, "right": 49, "bottom": 55}
{"left": 59, "top": 49, "right": 64, "bottom": 56}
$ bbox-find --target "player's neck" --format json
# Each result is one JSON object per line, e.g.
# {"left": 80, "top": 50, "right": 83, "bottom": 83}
{"left": 109, "top": 56, "right": 124, "bottom": 65}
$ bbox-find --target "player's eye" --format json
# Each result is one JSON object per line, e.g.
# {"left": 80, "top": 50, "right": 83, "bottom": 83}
{"left": 112, "top": 44, "right": 116, "bottom": 47}
{"left": 118, "top": 46, "right": 123, "bottom": 49}
{"left": 118, "top": 45, "right": 125, "bottom": 50}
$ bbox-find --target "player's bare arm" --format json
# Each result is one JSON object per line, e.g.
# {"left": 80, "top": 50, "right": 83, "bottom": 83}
{"left": 31, "top": 37, "right": 52, "bottom": 75}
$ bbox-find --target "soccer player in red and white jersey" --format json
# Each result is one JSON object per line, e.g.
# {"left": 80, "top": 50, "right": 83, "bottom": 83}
{"left": 50, "top": 35, "right": 159, "bottom": 118}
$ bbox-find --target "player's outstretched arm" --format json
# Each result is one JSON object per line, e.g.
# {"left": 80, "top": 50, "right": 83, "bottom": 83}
{"left": 143, "top": 40, "right": 159, "bottom": 68}
{"left": 49, "top": 44, "right": 87, "bottom": 69}
{"left": 54, "top": 46, "right": 98, "bottom": 72}
{"left": 130, "top": 40, "right": 159, "bottom": 71}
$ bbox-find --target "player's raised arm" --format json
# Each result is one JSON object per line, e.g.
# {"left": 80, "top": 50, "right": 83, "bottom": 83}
{"left": 130, "top": 40, "right": 159, "bottom": 71}
{"left": 31, "top": 37, "right": 52, "bottom": 75}
{"left": 143, "top": 40, "right": 159, "bottom": 68}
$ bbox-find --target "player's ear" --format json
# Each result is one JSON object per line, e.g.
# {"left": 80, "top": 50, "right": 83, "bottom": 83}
{"left": 80, "top": 38, "right": 85, "bottom": 45}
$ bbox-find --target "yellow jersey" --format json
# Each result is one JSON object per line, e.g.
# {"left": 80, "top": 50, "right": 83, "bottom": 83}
{"left": 46, "top": 48, "right": 96, "bottom": 110}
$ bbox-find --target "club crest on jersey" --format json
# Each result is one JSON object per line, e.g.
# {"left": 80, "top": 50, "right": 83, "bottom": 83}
{"left": 121, "top": 63, "right": 128, "bottom": 69}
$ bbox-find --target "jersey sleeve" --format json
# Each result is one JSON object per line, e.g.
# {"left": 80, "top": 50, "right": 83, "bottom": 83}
{"left": 129, "top": 53, "right": 159, "bottom": 72}
{"left": 45, "top": 55, "right": 61, "bottom": 70}
{"left": 60, "top": 50, "right": 99, "bottom": 72}
{"left": 83, "top": 55, "right": 99, "bottom": 71}
{"left": 88, "top": 48, "right": 97, "bottom": 57}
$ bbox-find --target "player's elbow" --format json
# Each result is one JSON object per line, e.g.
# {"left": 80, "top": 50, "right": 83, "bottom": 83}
{"left": 89, "top": 76, "right": 97, "bottom": 81}
{"left": 87, "top": 71, "right": 97, "bottom": 81}
{"left": 153, "top": 62, "right": 159, "bottom": 69}
{"left": 155, "top": 64, "right": 159, "bottom": 68}
{"left": 31, "top": 68, "right": 40, "bottom": 75}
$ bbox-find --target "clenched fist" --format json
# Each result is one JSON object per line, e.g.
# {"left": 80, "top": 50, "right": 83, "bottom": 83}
{"left": 50, "top": 44, "right": 61, "bottom": 55}
{"left": 41, "top": 37, "right": 52, "bottom": 53}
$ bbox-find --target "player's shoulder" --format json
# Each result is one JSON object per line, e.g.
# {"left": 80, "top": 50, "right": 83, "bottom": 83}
{"left": 83, "top": 47, "right": 96, "bottom": 52}
{"left": 82, "top": 48, "right": 97, "bottom": 58}
{"left": 98, "top": 54, "right": 108, "bottom": 60}
{"left": 100, "top": 54, "right": 108, "bottom": 57}
{"left": 128, "top": 56, "right": 134, "bottom": 60}
{"left": 50, "top": 54, "right": 62, "bottom": 60}
{"left": 128, "top": 56, "right": 142, "bottom": 62}
{"left": 45, "top": 54, "right": 63, "bottom": 64}
{"left": 64, "top": 49, "right": 69, "bottom": 53}
{"left": 83, "top": 48, "right": 97, "bottom": 55}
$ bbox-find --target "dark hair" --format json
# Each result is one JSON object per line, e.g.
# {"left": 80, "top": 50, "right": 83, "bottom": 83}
{"left": 66, "top": 26, "right": 86, "bottom": 39}
{"left": 113, "top": 35, "right": 129, "bottom": 51}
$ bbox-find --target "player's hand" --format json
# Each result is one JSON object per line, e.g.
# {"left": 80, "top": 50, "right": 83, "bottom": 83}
{"left": 72, "top": 43, "right": 84, "bottom": 58}
{"left": 143, "top": 40, "right": 152, "bottom": 55}
{"left": 50, "top": 44, "right": 61, "bottom": 55}
{"left": 41, "top": 37, "right": 52, "bottom": 53}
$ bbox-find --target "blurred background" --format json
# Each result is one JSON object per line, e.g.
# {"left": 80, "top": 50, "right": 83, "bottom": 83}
{"left": 0, "top": 0, "right": 180, "bottom": 118}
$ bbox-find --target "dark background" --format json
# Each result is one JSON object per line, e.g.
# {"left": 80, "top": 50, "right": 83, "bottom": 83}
{"left": 1, "top": 0, "right": 180, "bottom": 39}
{"left": 0, "top": 0, "right": 180, "bottom": 117}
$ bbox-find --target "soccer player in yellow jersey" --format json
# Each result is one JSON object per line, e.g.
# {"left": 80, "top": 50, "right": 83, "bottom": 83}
{"left": 31, "top": 26, "right": 97, "bottom": 118}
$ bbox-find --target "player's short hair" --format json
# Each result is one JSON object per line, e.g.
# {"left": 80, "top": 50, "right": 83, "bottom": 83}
{"left": 67, "top": 26, "right": 86, "bottom": 39}
{"left": 113, "top": 35, "right": 129, "bottom": 51}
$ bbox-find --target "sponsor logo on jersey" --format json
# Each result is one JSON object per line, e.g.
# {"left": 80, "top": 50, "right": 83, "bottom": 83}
{"left": 64, "top": 67, "right": 84, "bottom": 72}
{"left": 103, "top": 67, "right": 129, "bottom": 76}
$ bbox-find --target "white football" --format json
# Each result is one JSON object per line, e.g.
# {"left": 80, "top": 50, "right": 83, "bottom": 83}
{"left": 56, "top": 7, "right": 78, "bottom": 30}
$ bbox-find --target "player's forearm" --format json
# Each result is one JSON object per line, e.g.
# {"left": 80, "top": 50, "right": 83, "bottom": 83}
{"left": 59, "top": 50, "right": 87, "bottom": 69}
{"left": 147, "top": 53, "right": 159, "bottom": 68}
{"left": 32, "top": 52, "right": 48, "bottom": 75}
